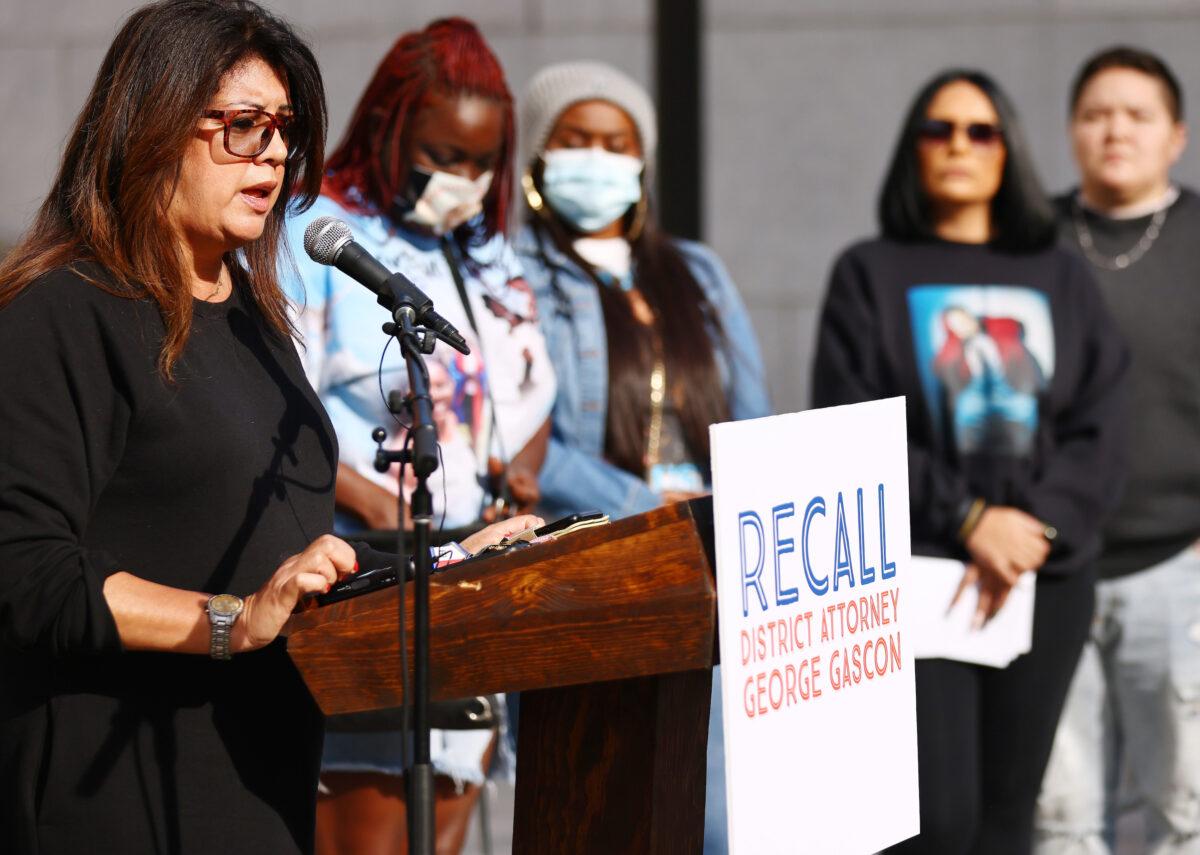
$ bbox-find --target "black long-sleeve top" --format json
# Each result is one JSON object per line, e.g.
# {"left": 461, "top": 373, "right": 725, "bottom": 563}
{"left": 812, "top": 237, "right": 1129, "bottom": 575}
{"left": 1057, "top": 189, "right": 1200, "bottom": 577}
{"left": 0, "top": 265, "right": 337, "bottom": 854}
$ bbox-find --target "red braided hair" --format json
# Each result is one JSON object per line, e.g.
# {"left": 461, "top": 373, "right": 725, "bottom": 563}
{"left": 322, "top": 17, "right": 514, "bottom": 237}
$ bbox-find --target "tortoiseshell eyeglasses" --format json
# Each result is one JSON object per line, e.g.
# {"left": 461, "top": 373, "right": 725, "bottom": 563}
{"left": 201, "top": 108, "right": 297, "bottom": 159}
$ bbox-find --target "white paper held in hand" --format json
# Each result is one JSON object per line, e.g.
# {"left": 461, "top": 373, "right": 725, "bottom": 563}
{"left": 907, "top": 556, "right": 1035, "bottom": 668}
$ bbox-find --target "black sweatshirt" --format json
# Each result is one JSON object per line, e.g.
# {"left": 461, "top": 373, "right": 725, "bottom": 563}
{"left": 812, "top": 237, "right": 1129, "bottom": 575}
{"left": 0, "top": 266, "right": 337, "bottom": 854}
{"left": 1058, "top": 189, "right": 1200, "bottom": 577}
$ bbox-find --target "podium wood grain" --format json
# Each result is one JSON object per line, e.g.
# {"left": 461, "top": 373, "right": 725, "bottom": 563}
{"left": 285, "top": 499, "right": 718, "bottom": 853}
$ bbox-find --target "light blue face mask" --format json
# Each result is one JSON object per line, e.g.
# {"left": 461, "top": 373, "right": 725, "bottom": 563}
{"left": 539, "top": 148, "right": 645, "bottom": 234}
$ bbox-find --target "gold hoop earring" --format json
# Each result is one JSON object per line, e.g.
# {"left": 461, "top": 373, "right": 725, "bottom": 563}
{"left": 521, "top": 171, "right": 545, "bottom": 214}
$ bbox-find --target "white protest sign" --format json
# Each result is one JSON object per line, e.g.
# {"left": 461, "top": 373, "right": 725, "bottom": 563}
{"left": 710, "top": 398, "right": 919, "bottom": 854}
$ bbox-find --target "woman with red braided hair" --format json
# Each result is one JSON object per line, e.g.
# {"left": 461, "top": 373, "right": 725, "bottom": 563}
{"left": 282, "top": 18, "right": 555, "bottom": 855}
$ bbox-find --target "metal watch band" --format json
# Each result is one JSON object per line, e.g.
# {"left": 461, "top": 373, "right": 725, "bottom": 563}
{"left": 210, "top": 613, "right": 234, "bottom": 660}
{"left": 206, "top": 594, "right": 243, "bottom": 661}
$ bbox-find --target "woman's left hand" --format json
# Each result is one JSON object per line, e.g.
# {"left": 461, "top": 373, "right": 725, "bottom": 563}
{"left": 461, "top": 514, "right": 545, "bottom": 555}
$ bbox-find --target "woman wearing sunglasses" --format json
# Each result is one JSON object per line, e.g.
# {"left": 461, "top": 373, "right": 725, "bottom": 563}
{"left": 812, "top": 70, "right": 1128, "bottom": 854}
{"left": 281, "top": 19, "right": 555, "bottom": 855}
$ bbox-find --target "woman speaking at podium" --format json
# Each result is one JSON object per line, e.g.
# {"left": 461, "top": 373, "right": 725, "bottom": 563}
{"left": 812, "top": 70, "right": 1128, "bottom": 854}
{"left": 0, "top": 3, "right": 531, "bottom": 853}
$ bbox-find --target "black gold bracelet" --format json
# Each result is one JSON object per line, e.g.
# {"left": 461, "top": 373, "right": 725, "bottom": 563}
{"left": 957, "top": 497, "right": 987, "bottom": 543}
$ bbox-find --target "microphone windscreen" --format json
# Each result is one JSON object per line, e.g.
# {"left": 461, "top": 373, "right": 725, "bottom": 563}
{"left": 303, "top": 216, "right": 352, "bottom": 265}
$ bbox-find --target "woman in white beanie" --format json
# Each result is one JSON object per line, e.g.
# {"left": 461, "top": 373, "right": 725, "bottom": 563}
{"left": 517, "top": 61, "right": 769, "bottom": 520}
{"left": 515, "top": 60, "right": 771, "bottom": 854}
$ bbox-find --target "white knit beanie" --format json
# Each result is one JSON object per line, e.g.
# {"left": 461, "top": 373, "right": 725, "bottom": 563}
{"left": 519, "top": 61, "right": 658, "bottom": 175}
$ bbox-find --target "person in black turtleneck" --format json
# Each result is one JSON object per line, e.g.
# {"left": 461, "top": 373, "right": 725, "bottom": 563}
{"left": 813, "top": 69, "right": 1129, "bottom": 855}
{"left": 1035, "top": 47, "right": 1200, "bottom": 855}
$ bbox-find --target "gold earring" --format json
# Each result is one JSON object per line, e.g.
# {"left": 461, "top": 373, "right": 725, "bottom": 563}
{"left": 521, "top": 171, "right": 545, "bottom": 213}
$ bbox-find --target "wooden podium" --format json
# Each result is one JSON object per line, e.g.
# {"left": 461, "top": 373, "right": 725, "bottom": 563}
{"left": 286, "top": 498, "right": 719, "bottom": 853}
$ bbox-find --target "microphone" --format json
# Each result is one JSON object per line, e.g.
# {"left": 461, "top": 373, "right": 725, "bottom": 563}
{"left": 303, "top": 216, "right": 470, "bottom": 354}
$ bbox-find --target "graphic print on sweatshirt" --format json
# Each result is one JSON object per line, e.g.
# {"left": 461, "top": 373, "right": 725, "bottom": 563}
{"left": 907, "top": 285, "right": 1054, "bottom": 457}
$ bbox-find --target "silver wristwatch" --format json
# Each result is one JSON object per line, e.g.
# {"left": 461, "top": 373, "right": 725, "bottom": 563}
{"left": 206, "top": 594, "right": 244, "bottom": 660}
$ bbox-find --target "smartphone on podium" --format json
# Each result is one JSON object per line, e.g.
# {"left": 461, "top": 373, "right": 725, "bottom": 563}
{"left": 504, "top": 510, "right": 609, "bottom": 543}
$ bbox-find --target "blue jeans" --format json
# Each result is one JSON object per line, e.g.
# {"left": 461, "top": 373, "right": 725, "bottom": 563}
{"left": 1035, "top": 544, "right": 1200, "bottom": 855}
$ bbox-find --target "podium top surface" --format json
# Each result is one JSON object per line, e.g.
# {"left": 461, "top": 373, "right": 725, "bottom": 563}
{"left": 285, "top": 499, "right": 718, "bottom": 715}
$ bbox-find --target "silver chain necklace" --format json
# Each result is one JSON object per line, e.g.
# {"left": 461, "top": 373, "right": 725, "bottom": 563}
{"left": 1072, "top": 200, "right": 1168, "bottom": 271}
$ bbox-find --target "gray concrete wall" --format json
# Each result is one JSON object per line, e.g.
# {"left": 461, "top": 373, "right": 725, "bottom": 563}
{"left": 2, "top": 1, "right": 1198, "bottom": 414}
{"left": 0, "top": 0, "right": 653, "bottom": 247}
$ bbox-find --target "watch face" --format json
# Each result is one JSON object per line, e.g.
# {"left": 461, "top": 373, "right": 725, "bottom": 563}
{"left": 209, "top": 594, "right": 244, "bottom": 617}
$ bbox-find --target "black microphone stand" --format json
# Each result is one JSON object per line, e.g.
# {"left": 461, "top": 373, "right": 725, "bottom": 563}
{"left": 370, "top": 282, "right": 451, "bottom": 855}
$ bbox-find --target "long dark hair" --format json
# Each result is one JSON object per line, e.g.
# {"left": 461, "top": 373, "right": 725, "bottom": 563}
{"left": 878, "top": 69, "right": 1055, "bottom": 252}
{"left": 322, "top": 18, "right": 514, "bottom": 241}
{"left": 527, "top": 163, "right": 730, "bottom": 479}
{"left": 0, "top": 0, "right": 327, "bottom": 378}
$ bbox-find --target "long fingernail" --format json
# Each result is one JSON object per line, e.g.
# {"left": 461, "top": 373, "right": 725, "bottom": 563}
{"left": 353, "top": 561, "right": 359, "bottom": 574}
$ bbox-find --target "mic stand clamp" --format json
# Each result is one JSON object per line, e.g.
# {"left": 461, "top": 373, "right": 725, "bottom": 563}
{"left": 382, "top": 321, "right": 437, "bottom": 355}
{"left": 371, "top": 426, "right": 406, "bottom": 473}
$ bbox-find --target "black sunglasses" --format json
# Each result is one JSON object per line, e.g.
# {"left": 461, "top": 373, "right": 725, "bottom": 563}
{"left": 916, "top": 118, "right": 1003, "bottom": 146}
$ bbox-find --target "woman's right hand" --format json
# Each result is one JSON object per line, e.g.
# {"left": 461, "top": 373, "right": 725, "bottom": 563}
{"left": 964, "top": 506, "right": 1050, "bottom": 582}
{"left": 953, "top": 562, "right": 1016, "bottom": 626}
{"left": 234, "top": 535, "right": 357, "bottom": 652}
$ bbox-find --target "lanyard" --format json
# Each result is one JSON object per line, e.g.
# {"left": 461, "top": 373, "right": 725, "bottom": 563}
{"left": 439, "top": 238, "right": 513, "bottom": 513}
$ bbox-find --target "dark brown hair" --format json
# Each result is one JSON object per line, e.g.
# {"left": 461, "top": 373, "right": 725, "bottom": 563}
{"left": 528, "top": 166, "right": 730, "bottom": 480}
{"left": 0, "top": 0, "right": 327, "bottom": 377}
{"left": 1070, "top": 45, "right": 1184, "bottom": 121}
{"left": 322, "top": 18, "right": 514, "bottom": 241}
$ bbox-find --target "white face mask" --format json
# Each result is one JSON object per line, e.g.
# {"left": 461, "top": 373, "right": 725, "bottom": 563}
{"left": 403, "top": 168, "right": 494, "bottom": 235}
{"left": 540, "top": 148, "right": 644, "bottom": 234}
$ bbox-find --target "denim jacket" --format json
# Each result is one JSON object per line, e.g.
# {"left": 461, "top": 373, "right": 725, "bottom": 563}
{"left": 515, "top": 225, "right": 771, "bottom": 519}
